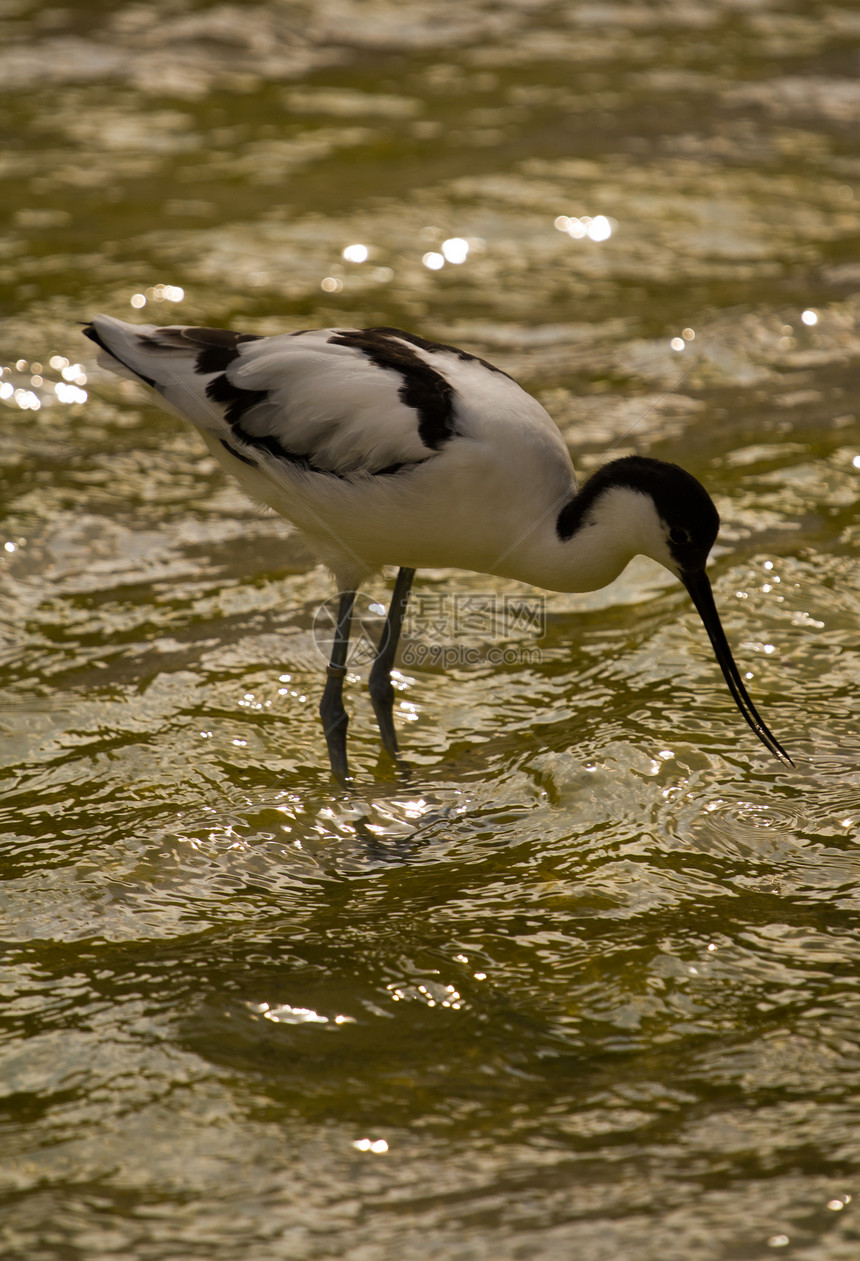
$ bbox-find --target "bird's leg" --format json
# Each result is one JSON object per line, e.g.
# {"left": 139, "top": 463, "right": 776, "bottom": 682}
{"left": 319, "top": 590, "right": 356, "bottom": 784}
{"left": 368, "top": 567, "right": 415, "bottom": 760}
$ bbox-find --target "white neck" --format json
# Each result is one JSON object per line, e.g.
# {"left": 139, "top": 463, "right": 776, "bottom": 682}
{"left": 489, "top": 485, "right": 675, "bottom": 593}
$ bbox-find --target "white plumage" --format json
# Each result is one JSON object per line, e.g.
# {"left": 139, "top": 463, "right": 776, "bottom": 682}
{"left": 85, "top": 318, "right": 576, "bottom": 588}
{"left": 83, "top": 315, "right": 791, "bottom": 780}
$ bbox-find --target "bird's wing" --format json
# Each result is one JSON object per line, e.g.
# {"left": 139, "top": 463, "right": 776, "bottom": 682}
{"left": 84, "top": 319, "right": 531, "bottom": 478}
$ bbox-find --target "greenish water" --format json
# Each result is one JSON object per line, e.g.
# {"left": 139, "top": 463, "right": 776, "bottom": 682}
{"left": 2, "top": 1, "right": 860, "bottom": 1257}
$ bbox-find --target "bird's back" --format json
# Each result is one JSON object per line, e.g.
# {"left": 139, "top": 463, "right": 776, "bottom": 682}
{"left": 84, "top": 318, "right": 576, "bottom": 584}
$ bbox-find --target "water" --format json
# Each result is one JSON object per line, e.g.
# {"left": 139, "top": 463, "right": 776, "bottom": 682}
{"left": 2, "top": 1, "right": 860, "bottom": 1257}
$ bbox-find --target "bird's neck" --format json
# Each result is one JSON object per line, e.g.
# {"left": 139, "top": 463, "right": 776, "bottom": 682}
{"left": 491, "top": 484, "right": 669, "bottom": 594}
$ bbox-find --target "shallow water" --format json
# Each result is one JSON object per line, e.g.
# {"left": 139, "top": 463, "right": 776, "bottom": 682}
{"left": 2, "top": 1, "right": 860, "bottom": 1257}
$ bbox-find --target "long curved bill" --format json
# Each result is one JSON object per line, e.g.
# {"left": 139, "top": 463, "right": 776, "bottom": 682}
{"left": 682, "top": 569, "right": 793, "bottom": 766}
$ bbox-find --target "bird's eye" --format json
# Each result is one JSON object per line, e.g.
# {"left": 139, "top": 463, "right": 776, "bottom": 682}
{"left": 669, "top": 526, "right": 691, "bottom": 546}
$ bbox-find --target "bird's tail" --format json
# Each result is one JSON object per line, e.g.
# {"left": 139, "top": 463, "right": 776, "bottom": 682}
{"left": 82, "top": 315, "right": 163, "bottom": 388}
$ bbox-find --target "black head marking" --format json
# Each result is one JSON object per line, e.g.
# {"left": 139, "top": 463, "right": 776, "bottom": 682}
{"left": 558, "top": 455, "right": 720, "bottom": 570}
{"left": 328, "top": 328, "right": 457, "bottom": 450}
{"left": 648, "top": 462, "right": 720, "bottom": 572}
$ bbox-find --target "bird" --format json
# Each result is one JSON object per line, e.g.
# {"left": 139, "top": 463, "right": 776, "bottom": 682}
{"left": 82, "top": 315, "right": 793, "bottom": 782}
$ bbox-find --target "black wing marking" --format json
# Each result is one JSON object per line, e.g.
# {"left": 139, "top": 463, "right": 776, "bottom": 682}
{"left": 374, "top": 326, "right": 514, "bottom": 380}
{"left": 327, "top": 328, "right": 457, "bottom": 451}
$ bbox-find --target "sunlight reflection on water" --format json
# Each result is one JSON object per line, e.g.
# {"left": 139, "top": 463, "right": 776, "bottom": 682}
{"left": 2, "top": 0, "right": 860, "bottom": 1258}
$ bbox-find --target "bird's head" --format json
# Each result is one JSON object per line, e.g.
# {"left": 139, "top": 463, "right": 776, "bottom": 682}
{"left": 564, "top": 456, "right": 793, "bottom": 766}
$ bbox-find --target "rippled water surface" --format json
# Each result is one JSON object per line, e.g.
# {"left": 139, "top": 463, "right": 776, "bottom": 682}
{"left": 2, "top": 1, "right": 860, "bottom": 1257}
